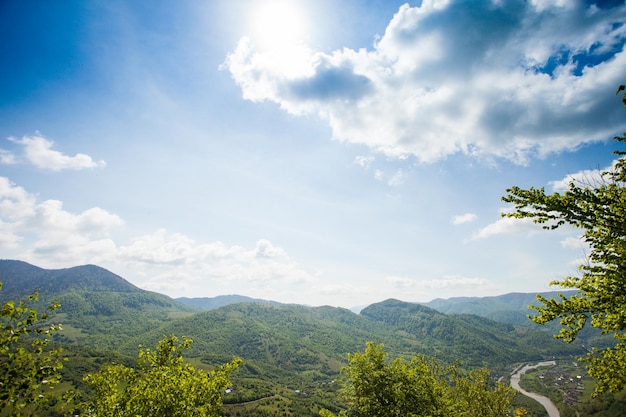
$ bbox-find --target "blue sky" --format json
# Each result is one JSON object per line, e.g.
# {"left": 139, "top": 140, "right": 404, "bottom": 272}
{"left": 1, "top": 0, "right": 625, "bottom": 308}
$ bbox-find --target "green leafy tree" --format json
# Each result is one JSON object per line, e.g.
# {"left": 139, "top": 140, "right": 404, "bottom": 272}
{"left": 82, "top": 334, "right": 241, "bottom": 417}
{"left": 501, "top": 92, "right": 626, "bottom": 395}
{"left": 446, "top": 367, "right": 514, "bottom": 417}
{"left": 339, "top": 342, "right": 446, "bottom": 417}
{"left": 0, "top": 282, "right": 65, "bottom": 416}
{"left": 320, "top": 342, "right": 514, "bottom": 417}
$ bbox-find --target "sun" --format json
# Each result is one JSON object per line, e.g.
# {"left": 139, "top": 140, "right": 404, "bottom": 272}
{"left": 247, "top": 0, "right": 311, "bottom": 50}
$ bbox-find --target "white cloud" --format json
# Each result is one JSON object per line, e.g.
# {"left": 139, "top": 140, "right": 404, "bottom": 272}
{"left": 0, "top": 177, "right": 38, "bottom": 248}
{"left": 386, "top": 275, "right": 490, "bottom": 289}
{"left": 388, "top": 169, "right": 406, "bottom": 187}
{"left": 0, "top": 149, "right": 16, "bottom": 165}
{"left": 0, "top": 177, "right": 36, "bottom": 220}
{"left": 549, "top": 160, "right": 617, "bottom": 192}
{"left": 0, "top": 177, "right": 121, "bottom": 263}
{"left": 373, "top": 168, "right": 406, "bottom": 186}
{"left": 255, "top": 239, "right": 287, "bottom": 258}
{"left": 224, "top": 1, "right": 626, "bottom": 164}
{"left": 118, "top": 231, "right": 313, "bottom": 296}
{"left": 452, "top": 213, "right": 477, "bottom": 225}
{"left": 471, "top": 216, "right": 540, "bottom": 240}
{"left": 0, "top": 177, "right": 313, "bottom": 298}
{"left": 8, "top": 134, "right": 106, "bottom": 171}
{"left": 33, "top": 201, "right": 123, "bottom": 236}
{"left": 560, "top": 235, "right": 587, "bottom": 250}
{"left": 354, "top": 155, "right": 375, "bottom": 169}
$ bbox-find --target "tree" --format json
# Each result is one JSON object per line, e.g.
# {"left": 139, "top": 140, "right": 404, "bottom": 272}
{"left": 82, "top": 334, "right": 242, "bottom": 417}
{"left": 339, "top": 342, "right": 446, "bottom": 417}
{"left": 501, "top": 91, "right": 626, "bottom": 395}
{"left": 0, "top": 282, "right": 65, "bottom": 416}
{"left": 446, "top": 367, "right": 515, "bottom": 416}
{"left": 320, "top": 342, "right": 514, "bottom": 417}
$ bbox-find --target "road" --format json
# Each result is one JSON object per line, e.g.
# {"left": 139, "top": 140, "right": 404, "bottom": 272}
{"left": 510, "top": 361, "right": 560, "bottom": 417}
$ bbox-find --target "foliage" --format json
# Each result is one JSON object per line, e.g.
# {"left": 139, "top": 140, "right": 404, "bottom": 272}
{"left": 51, "top": 290, "right": 196, "bottom": 353}
{"left": 501, "top": 94, "right": 626, "bottom": 395}
{"left": 0, "top": 261, "right": 197, "bottom": 354}
{"left": 81, "top": 335, "right": 241, "bottom": 417}
{"left": 320, "top": 342, "right": 514, "bottom": 417}
{"left": 0, "top": 282, "right": 65, "bottom": 416}
{"left": 0, "top": 260, "right": 602, "bottom": 415}
{"left": 576, "top": 390, "right": 626, "bottom": 417}
{"left": 360, "top": 299, "right": 584, "bottom": 368}
{"left": 617, "top": 85, "right": 626, "bottom": 106}
{"left": 339, "top": 342, "right": 447, "bottom": 417}
{"left": 446, "top": 367, "right": 515, "bottom": 416}
{"left": 515, "top": 407, "right": 529, "bottom": 417}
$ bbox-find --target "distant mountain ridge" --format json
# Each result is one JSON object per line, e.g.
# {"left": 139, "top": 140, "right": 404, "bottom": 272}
{"left": 421, "top": 290, "right": 579, "bottom": 325}
{"left": 176, "top": 294, "right": 282, "bottom": 311}
{"left": 0, "top": 259, "right": 578, "bottom": 318}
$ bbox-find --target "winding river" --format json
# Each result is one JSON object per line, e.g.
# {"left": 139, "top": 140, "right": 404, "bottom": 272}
{"left": 510, "top": 361, "right": 560, "bottom": 417}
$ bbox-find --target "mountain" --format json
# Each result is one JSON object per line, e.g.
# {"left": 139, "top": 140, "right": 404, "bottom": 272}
{"left": 0, "top": 259, "right": 585, "bottom": 366}
{"left": 0, "top": 259, "right": 596, "bottom": 416}
{"left": 124, "top": 302, "right": 390, "bottom": 374}
{"left": 0, "top": 259, "right": 140, "bottom": 297}
{"left": 421, "top": 291, "right": 578, "bottom": 319}
{"left": 0, "top": 259, "right": 586, "bottom": 362}
{"left": 126, "top": 298, "right": 584, "bottom": 377}
{"left": 176, "top": 294, "right": 282, "bottom": 310}
{"left": 0, "top": 259, "right": 197, "bottom": 352}
{"left": 110, "top": 297, "right": 586, "bottom": 416}
{"left": 360, "top": 298, "right": 583, "bottom": 368}
{"left": 420, "top": 290, "right": 616, "bottom": 352}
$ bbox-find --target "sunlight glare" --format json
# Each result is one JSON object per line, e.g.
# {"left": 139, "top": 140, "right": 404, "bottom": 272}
{"left": 248, "top": 0, "right": 311, "bottom": 50}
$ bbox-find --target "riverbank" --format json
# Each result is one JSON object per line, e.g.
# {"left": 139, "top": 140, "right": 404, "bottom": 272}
{"left": 510, "top": 361, "right": 560, "bottom": 417}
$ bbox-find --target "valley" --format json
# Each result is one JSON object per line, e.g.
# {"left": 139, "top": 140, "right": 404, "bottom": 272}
{"left": 1, "top": 259, "right": 624, "bottom": 416}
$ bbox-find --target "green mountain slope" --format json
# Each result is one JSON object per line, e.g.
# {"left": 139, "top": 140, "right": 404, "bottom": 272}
{"left": 0, "top": 259, "right": 140, "bottom": 297}
{"left": 0, "top": 259, "right": 586, "bottom": 366}
{"left": 0, "top": 259, "right": 598, "bottom": 416}
{"left": 121, "top": 302, "right": 393, "bottom": 372}
{"left": 128, "top": 298, "right": 585, "bottom": 375}
{"left": 421, "top": 290, "right": 614, "bottom": 349}
{"left": 0, "top": 259, "right": 197, "bottom": 351}
{"left": 117, "top": 297, "right": 587, "bottom": 416}
{"left": 422, "top": 291, "right": 576, "bottom": 319}
{"left": 361, "top": 299, "right": 584, "bottom": 368}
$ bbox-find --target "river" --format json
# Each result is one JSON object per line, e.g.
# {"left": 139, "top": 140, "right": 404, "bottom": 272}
{"left": 510, "top": 361, "right": 560, "bottom": 417}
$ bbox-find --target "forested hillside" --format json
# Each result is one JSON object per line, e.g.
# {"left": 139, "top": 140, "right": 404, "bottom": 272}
{"left": 0, "top": 259, "right": 141, "bottom": 296}
{"left": 0, "top": 260, "right": 583, "bottom": 366}
{"left": 0, "top": 260, "right": 612, "bottom": 416}
{"left": 423, "top": 291, "right": 575, "bottom": 318}
{"left": 361, "top": 299, "right": 583, "bottom": 368}
{"left": 421, "top": 290, "right": 616, "bottom": 352}
{"left": 0, "top": 259, "right": 197, "bottom": 352}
